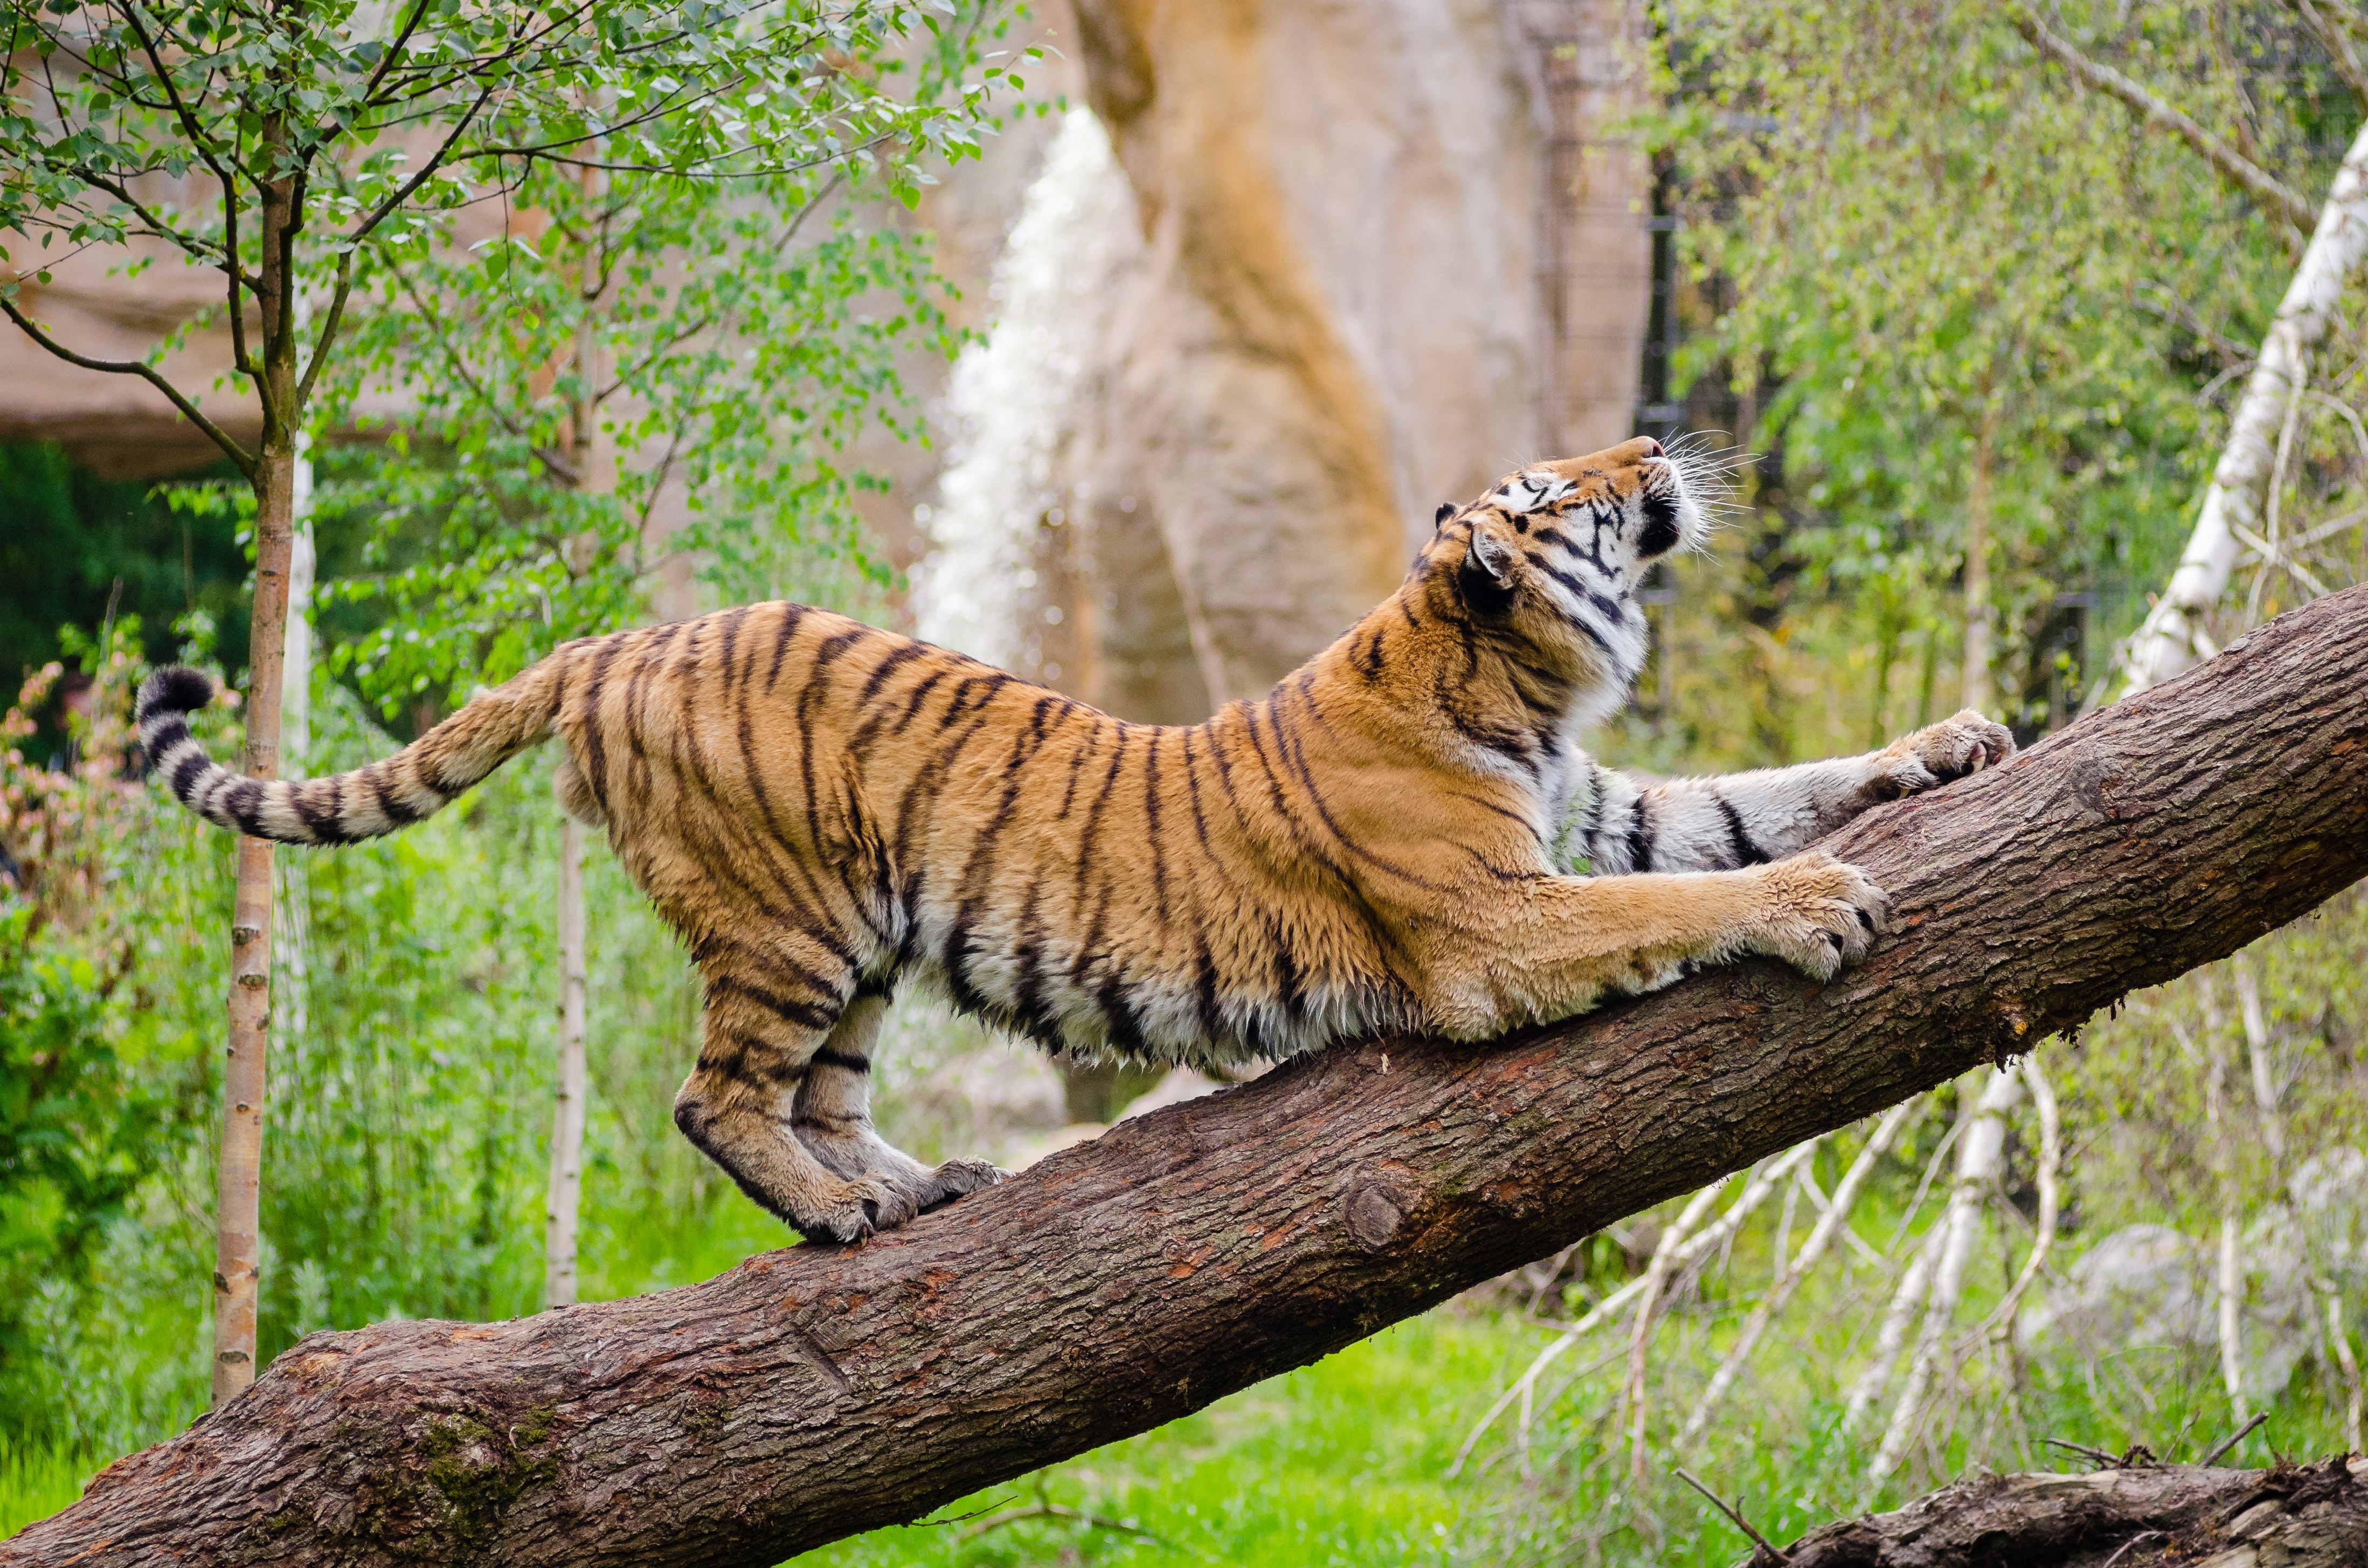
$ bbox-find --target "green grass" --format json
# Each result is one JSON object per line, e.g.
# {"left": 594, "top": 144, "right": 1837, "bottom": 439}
{"left": 0, "top": 1434, "right": 99, "bottom": 1541}
{"left": 790, "top": 1314, "right": 1503, "bottom": 1568}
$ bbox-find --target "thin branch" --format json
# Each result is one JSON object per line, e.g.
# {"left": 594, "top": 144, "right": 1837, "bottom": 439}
{"left": 2294, "top": 0, "right": 2368, "bottom": 113}
{"left": 2040, "top": 1436, "right": 2124, "bottom": 1468}
{"left": 954, "top": 1502, "right": 1175, "bottom": 1549}
{"left": 119, "top": 1, "right": 238, "bottom": 191}
{"left": 2015, "top": 11, "right": 2318, "bottom": 234}
{"left": 384, "top": 256, "right": 579, "bottom": 485}
{"left": 295, "top": 246, "right": 354, "bottom": 409}
{"left": 1674, "top": 1468, "right": 1790, "bottom": 1563}
{"left": 2199, "top": 1411, "right": 2268, "bottom": 1467}
{"left": 0, "top": 295, "right": 254, "bottom": 476}
{"left": 356, "top": 0, "right": 434, "bottom": 109}
{"left": 345, "top": 84, "right": 497, "bottom": 247}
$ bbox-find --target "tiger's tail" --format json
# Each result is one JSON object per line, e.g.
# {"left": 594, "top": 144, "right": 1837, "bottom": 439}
{"left": 136, "top": 656, "right": 568, "bottom": 845}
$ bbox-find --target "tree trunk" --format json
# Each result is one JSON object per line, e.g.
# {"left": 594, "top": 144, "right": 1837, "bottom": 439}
{"left": 544, "top": 171, "right": 607, "bottom": 1312}
{"left": 1754, "top": 1454, "right": 2368, "bottom": 1567}
{"left": 2123, "top": 116, "right": 2368, "bottom": 691}
{"left": 544, "top": 817, "right": 588, "bottom": 1310}
{"left": 14, "top": 585, "right": 2367, "bottom": 1567}
{"left": 211, "top": 150, "right": 301, "bottom": 1408}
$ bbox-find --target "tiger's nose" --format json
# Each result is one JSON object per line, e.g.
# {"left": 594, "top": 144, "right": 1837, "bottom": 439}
{"left": 1639, "top": 437, "right": 1664, "bottom": 458}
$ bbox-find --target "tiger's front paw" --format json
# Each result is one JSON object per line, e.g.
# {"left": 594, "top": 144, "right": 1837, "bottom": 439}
{"left": 1866, "top": 709, "right": 2015, "bottom": 801}
{"left": 919, "top": 1157, "right": 1007, "bottom": 1213}
{"left": 792, "top": 1175, "right": 915, "bottom": 1245}
{"left": 1740, "top": 852, "right": 1890, "bottom": 982}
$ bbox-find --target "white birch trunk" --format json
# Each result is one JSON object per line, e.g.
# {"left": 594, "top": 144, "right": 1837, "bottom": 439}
{"left": 2232, "top": 954, "right": 2286, "bottom": 1165}
{"left": 1680, "top": 1102, "right": 1918, "bottom": 1446}
{"left": 275, "top": 440, "right": 316, "bottom": 1046}
{"left": 1989, "top": 1054, "right": 2060, "bottom": 1334}
{"left": 1452, "top": 1142, "right": 1819, "bottom": 1475}
{"left": 546, "top": 164, "right": 608, "bottom": 1311}
{"left": 545, "top": 815, "right": 589, "bottom": 1309}
{"left": 1868, "top": 1069, "right": 2024, "bottom": 1483}
{"left": 2198, "top": 1022, "right": 2249, "bottom": 1426}
{"left": 2123, "top": 117, "right": 2368, "bottom": 691}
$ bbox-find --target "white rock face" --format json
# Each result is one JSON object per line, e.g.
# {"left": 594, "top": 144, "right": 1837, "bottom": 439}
{"left": 911, "top": 109, "right": 1145, "bottom": 674}
{"left": 887, "top": 0, "right": 1653, "bottom": 719}
{"left": 1064, "top": 0, "right": 1654, "bottom": 705}
{"left": 2021, "top": 1147, "right": 2368, "bottom": 1402}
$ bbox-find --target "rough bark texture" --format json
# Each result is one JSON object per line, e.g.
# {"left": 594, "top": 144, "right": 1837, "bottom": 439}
{"left": 12, "top": 587, "right": 2367, "bottom": 1567}
{"left": 1756, "top": 1455, "right": 2368, "bottom": 1567}
{"left": 210, "top": 151, "right": 302, "bottom": 1407}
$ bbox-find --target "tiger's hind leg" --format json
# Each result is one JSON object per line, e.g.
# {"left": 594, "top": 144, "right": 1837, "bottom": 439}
{"left": 791, "top": 987, "right": 1006, "bottom": 1224}
{"left": 673, "top": 954, "right": 1001, "bottom": 1243}
{"left": 672, "top": 942, "right": 890, "bottom": 1243}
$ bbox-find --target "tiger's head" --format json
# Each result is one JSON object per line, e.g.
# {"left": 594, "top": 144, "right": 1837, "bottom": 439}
{"left": 1430, "top": 436, "right": 1711, "bottom": 683}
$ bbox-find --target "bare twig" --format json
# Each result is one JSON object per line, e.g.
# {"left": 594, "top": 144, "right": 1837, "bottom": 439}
{"left": 1674, "top": 1467, "right": 1790, "bottom": 1563}
{"left": 2041, "top": 1435, "right": 2124, "bottom": 1467}
{"left": 2015, "top": 11, "right": 2317, "bottom": 234}
{"left": 2200, "top": 1411, "right": 2268, "bottom": 1467}
{"left": 2100, "top": 1530, "right": 2169, "bottom": 1568}
{"left": 0, "top": 295, "right": 256, "bottom": 476}
{"left": 955, "top": 1501, "right": 1176, "bottom": 1548}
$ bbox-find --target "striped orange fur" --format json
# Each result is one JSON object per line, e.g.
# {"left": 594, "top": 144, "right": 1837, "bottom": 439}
{"left": 141, "top": 439, "right": 2006, "bottom": 1242}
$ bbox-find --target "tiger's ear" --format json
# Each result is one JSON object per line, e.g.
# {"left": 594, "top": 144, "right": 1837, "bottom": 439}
{"left": 1434, "top": 502, "right": 1457, "bottom": 527}
{"left": 1464, "top": 526, "right": 1515, "bottom": 585}
{"left": 1459, "top": 525, "right": 1519, "bottom": 612}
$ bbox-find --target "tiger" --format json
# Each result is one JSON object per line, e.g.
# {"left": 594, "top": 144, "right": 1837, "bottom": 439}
{"left": 137, "top": 436, "right": 2012, "bottom": 1244}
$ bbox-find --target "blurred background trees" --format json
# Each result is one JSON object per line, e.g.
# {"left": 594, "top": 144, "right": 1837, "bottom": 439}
{"left": 4, "top": 0, "right": 2368, "bottom": 1560}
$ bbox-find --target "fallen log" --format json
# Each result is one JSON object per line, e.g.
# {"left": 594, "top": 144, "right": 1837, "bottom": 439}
{"left": 1740, "top": 1454, "right": 2368, "bottom": 1567}
{"left": 11, "top": 585, "right": 2368, "bottom": 1567}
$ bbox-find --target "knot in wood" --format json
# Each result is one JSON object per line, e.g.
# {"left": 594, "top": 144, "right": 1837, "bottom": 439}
{"left": 1346, "top": 1183, "right": 1403, "bottom": 1251}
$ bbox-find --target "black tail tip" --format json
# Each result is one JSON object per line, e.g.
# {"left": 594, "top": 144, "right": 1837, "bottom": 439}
{"left": 137, "top": 666, "right": 216, "bottom": 724}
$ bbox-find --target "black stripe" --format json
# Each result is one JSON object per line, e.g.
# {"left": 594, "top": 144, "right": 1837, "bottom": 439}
{"left": 889, "top": 669, "right": 948, "bottom": 737}
{"left": 1179, "top": 727, "right": 1214, "bottom": 858}
{"left": 169, "top": 749, "right": 210, "bottom": 800}
{"left": 764, "top": 603, "right": 810, "bottom": 692}
{"left": 576, "top": 634, "right": 628, "bottom": 816}
{"left": 854, "top": 642, "right": 928, "bottom": 709}
{"left": 707, "top": 973, "right": 838, "bottom": 1032}
{"left": 226, "top": 778, "right": 266, "bottom": 836}
{"left": 1716, "top": 794, "right": 1770, "bottom": 867}
{"left": 794, "top": 627, "right": 873, "bottom": 862}
{"left": 1143, "top": 730, "right": 1169, "bottom": 917}
{"left": 1626, "top": 794, "right": 1655, "bottom": 875}
{"left": 809, "top": 1046, "right": 871, "bottom": 1073}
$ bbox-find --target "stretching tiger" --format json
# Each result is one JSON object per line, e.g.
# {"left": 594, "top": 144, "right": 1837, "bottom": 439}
{"left": 137, "top": 437, "right": 2011, "bottom": 1244}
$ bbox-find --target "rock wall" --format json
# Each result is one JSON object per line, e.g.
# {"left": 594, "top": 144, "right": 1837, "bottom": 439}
{"left": 901, "top": 0, "right": 1654, "bottom": 716}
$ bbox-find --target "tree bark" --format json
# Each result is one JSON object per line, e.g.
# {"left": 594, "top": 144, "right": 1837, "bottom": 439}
{"left": 211, "top": 144, "right": 301, "bottom": 1408}
{"left": 545, "top": 165, "right": 607, "bottom": 1313}
{"left": 14, "top": 585, "right": 2367, "bottom": 1567}
{"left": 1753, "top": 1454, "right": 2368, "bottom": 1567}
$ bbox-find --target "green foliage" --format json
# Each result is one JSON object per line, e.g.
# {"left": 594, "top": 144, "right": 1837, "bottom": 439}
{"left": 1650, "top": 0, "right": 2356, "bottom": 724}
